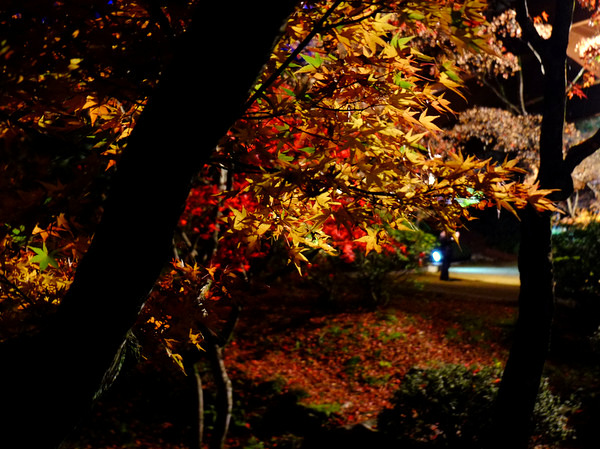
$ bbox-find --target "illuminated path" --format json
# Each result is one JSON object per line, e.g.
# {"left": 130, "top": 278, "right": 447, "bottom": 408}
{"left": 411, "top": 264, "right": 520, "bottom": 303}
{"left": 448, "top": 265, "right": 520, "bottom": 286}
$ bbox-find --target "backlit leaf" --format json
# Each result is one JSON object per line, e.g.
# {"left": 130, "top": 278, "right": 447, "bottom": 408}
{"left": 28, "top": 244, "right": 59, "bottom": 271}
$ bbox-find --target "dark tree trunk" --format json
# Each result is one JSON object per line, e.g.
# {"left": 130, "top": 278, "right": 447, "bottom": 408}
{"left": 489, "top": 1, "right": 576, "bottom": 447}
{"left": 0, "top": 3, "right": 297, "bottom": 448}
{"left": 491, "top": 206, "right": 554, "bottom": 448}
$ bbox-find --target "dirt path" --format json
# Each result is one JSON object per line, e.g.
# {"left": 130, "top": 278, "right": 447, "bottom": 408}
{"left": 410, "top": 265, "right": 520, "bottom": 304}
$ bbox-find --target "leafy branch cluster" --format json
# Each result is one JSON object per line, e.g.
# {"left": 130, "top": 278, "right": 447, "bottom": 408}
{"left": 0, "top": 0, "right": 561, "bottom": 372}
{"left": 0, "top": 215, "right": 84, "bottom": 341}
{"left": 0, "top": 0, "right": 198, "bottom": 227}
{"left": 215, "top": 0, "right": 555, "bottom": 268}
{"left": 0, "top": 0, "right": 200, "bottom": 353}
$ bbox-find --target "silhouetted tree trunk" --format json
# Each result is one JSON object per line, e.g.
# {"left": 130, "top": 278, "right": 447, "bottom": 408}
{"left": 0, "top": 3, "right": 297, "bottom": 448}
{"left": 490, "top": 1, "right": 600, "bottom": 447}
{"left": 491, "top": 205, "right": 554, "bottom": 448}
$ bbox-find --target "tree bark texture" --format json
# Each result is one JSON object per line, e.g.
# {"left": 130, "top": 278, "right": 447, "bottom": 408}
{"left": 0, "top": 3, "right": 297, "bottom": 448}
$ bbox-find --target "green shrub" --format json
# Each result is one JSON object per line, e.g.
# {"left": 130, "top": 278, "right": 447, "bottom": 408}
{"left": 552, "top": 221, "right": 600, "bottom": 302}
{"left": 377, "top": 364, "right": 575, "bottom": 448}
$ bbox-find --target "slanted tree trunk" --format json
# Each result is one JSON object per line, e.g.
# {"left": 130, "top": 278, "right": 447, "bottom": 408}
{"left": 490, "top": 1, "right": 600, "bottom": 447}
{"left": 0, "top": 3, "right": 297, "bottom": 448}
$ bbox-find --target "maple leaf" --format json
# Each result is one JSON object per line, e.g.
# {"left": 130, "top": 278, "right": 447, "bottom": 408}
{"left": 188, "top": 329, "right": 205, "bottom": 352}
{"left": 67, "top": 58, "right": 83, "bottom": 71}
{"left": 300, "top": 53, "right": 324, "bottom": 68}
{"left": 28, "top": 244, "right": 59, "bottom": 271}
{"left": 164, "top": 345, "right": 186, "bottom": 374}
{"left": 230, "top": 207, "right": 248, "bottom": 231}
{"left": 355, "top": 227, "right": 382, "bottom": 254}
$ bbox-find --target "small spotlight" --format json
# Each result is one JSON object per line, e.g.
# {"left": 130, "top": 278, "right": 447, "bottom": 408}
{"left": 431, "top": 250, "right": 442, "bottom": 263}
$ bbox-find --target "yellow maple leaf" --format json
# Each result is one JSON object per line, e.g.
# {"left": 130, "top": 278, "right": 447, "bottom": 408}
{"left": 230, "top": 207, "right": 248, "bottom": 231}
{"left": 81, "top": 95, "right": 98, "bottom": 110}
{"left": 355, "top": 227, "right": 382, "bottom": 254}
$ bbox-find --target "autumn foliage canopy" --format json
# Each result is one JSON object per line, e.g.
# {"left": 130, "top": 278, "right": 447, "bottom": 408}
{"left": 1, "top": 0, "right": 558, "bottom": 362}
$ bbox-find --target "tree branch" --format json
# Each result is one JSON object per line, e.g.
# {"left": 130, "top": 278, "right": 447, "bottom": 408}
{"left": 0, "top": 272, "right": 36, "bottom": 308}
{"left": 481, "top": 77, "right": 522, "bottom": 115}
{"left": 321, "top": 5, "right": 384, "bottom": 31}
{"left": 565, "top": 127, "right": 600, "bottom": 174}
{"left": 514, "top": 0, "right": 547, "bottom": 67}
{"left": 242, "top": 0, "right": 344, "bottom": 112}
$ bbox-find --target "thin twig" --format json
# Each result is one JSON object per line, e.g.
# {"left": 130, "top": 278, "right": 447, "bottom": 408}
{"left": 242, "top": 0, "right": 344, "bottom": 112}
{"left": 0, "top": 272, "right": 36, "bottom": 307}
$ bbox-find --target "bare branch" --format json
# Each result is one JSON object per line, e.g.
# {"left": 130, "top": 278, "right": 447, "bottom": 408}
{"left": 514, "top": 0, "right": 547, "bottom": 66}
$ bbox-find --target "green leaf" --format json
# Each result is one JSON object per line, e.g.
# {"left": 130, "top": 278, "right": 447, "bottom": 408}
{"left": 29, "top": 243, "right": 59, "bottom": 271}
{"left": 442, "top": 62, "right": 462, "bottom": 83}
{"left": 410, "top": 143, "right": 427, "bottom": 151}
{"left": 391, "top": 34, "right": 414, "bottom": 50}
{"left": 445, "top": 69, "right": 461, "bottom": 82}
{"left": 393, "top": 72, "right": 414, "bottom": 89}
{"left": 8, "top": 225, "right": 27, "bottom": 245}
{"left": 408, "top": 12, "right": 425, "bottom": 21}
{"left": 299, "top": 146, "right": 315, "bottom": 154}
{"left": 275, "top": 124, "right": 290, "bottom": 132}
{"left": 300, "top": 53, "right": 323, "bottom": 68}
{"left": 457, "top": 197, "right": 481, "bottom": 208}
{"left": 457, "top": 189, "right": 483, "bottom": 208}
{"left": 278, "top": 152, "right": 294, "bottom": 162}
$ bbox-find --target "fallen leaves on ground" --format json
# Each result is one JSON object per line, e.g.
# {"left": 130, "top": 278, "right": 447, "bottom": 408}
{"left": 226, "top": 283, "right": 516, "bottom": 426}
